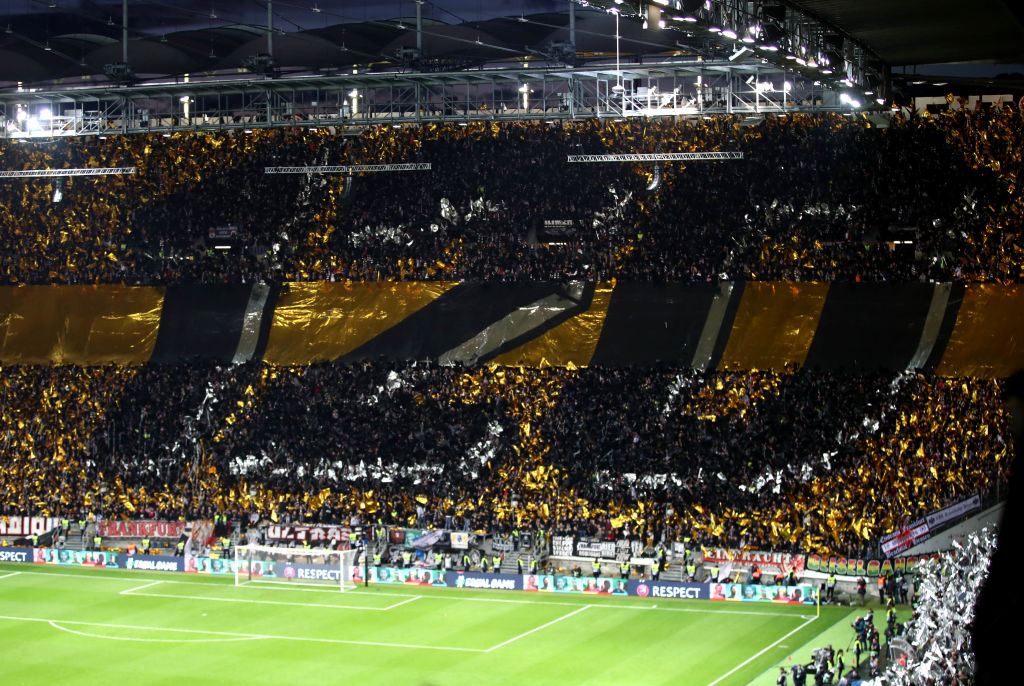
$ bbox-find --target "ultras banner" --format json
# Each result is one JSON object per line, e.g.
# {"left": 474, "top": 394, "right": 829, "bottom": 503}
{"left": 97, "top": 520, "right": 186, "bottom": 538}
{"left": 804, "top": 552, "right": 940, "bottom": 578}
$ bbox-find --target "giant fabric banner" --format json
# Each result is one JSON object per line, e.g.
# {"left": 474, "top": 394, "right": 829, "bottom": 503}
{"left": 1, "top": 282, "right": 1022, "bottom": 373}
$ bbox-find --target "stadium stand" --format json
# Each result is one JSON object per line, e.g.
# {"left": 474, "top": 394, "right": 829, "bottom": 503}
{"left": 0, "top": 108, "right": 1020, "bottom": 286}
{"left": 0, "top": 105, "right": 1020, "bottom": 685}
{"left": 0, "top": 362, "right": 1009, "bottom": 559}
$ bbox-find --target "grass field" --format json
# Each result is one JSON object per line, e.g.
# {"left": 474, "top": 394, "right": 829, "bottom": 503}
{"left": 0, "top": 562, "right": 856, "bottom": 686}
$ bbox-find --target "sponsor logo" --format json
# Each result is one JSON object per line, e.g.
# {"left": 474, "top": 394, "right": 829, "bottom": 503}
{"left": 0, "top": 550, "right": 28, "bottom": 562}
{"left": 296, "top": 568, "right": 339, "bottom": 581}
{"left": 636, "top": 583, "right": 650, "bottom": 597}
{"left": 127, "top": 559, "right": 179, "bottom": 571}
{"left": 283, "top": 566, "right": 295, "bottom": 579}
{"left": 458, "top": 577, "right": 516, "bottom": 590}
{"left": 651, "top": 585, "right": 701, "bottom": 599}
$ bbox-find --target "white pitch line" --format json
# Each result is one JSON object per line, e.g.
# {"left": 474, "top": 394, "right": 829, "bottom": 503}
{"left": 704, "top": 615, "right": 818, "bottom": 686}
{"left": 0, "top": 614, "right": 485, "bottom": 653}
{"left": 485, "top": 605, "right": 591, "bottom": 653}
{"left": 0, "top": 571, "right": 21, "bottom": 580}
{"left": 123, "top": 591, "right": 399, "bottom": 611}
{"left": 382, "top": 595, "right": 422, "bottom": 611}
{"left": 120, "top": 580, "right": 163, "bottom": 595}
{"left": 48, "top": 620, "right": 262, "bottom": 643}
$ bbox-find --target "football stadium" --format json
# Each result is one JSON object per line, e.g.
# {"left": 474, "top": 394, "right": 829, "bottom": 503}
{"left": 0, "top": 1, "right": 1021, "bottom": 684}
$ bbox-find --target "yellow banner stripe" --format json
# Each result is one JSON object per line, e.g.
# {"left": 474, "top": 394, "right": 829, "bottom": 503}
{"left": 263, "top": 281, "right": 457, "bottom": 364}
{"left": 0, "top": 285, "right": 164, "bottom": 365}
{"left": 935, "top": 284, "right": 1024, "bottom": 378}
{"left": 718, "top": 281, "right": 830, "bottom": 371}
{"left": 490, "top": 283, "right": 614, "bottom": 368}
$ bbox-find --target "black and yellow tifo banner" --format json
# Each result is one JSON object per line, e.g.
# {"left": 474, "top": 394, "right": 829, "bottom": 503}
{"left": 0, "top": 281, "right": 1022, "bottom": 377}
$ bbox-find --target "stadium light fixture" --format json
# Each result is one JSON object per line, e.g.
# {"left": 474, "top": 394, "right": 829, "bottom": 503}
{"left": 721, "top": 29, "right": 737, "bottom": 40}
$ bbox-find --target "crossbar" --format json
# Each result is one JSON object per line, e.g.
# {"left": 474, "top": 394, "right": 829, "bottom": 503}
{"left": 567, "top": 152, "right": 743, "bottom": 162}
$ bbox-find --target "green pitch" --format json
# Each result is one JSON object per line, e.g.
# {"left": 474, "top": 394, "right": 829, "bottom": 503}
{"left": 0, "top": 563, "right": 850, "bottom": 686}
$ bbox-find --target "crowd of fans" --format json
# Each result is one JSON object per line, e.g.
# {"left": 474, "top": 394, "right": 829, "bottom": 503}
{"left": 864, "top": 528, "right": 995, "bottom": 686}
{"left": 1, "top": 106, "right": 1022, "bottom": 285}
{"left": 0, "top": 362, "right": 1009, "bottom": 558}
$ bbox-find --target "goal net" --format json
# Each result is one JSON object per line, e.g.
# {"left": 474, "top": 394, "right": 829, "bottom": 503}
{"left": 234, "top": 544, "right": 361, "bottom": 591}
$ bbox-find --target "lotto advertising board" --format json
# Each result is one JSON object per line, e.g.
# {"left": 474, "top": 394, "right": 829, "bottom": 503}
{"left": 3, "top": 547, "right": 183, "bottom": 572}
{"left": 523, "top": 574, "right": 629, "bottom": 596}
{"left": 708, "top": 582, "right": 817, "bottom": 605}
{"left": 187, "top": 557, "right": 341, "bottom": 581}
{"left": 33, "top": 548, "right": 121, "bottom": 569}
{"left": 366, "top": 566, "right": 449, "bottom": 587}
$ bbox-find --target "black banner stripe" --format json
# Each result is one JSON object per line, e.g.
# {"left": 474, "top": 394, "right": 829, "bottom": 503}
{"left": 150, "top": 284, "right": 254, "bottom": 363}
{"left": 590, "top": 283, "right": 720, "bottom": 365}
{"left": 803, "top": 283, "right": 936, "bottom": 372}
{"left": 340, "top": 282, "right": 589, "bottom": 362}
{"left": 251, "top": 282, "right": 282, "bottom": 363}
{"left": 706, "top": 280, "right": 746, "bottom": 371}
{"left": 923, "top": 282, "right": 966, "bottom": 371}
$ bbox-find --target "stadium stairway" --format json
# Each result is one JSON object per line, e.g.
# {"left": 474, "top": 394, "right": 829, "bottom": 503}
{"left": 63, "top": 524, "right": 86, "bottom": 551}
{"left": 499, "top": 554, "right": 540, "bottom": 575}
{"left": 660, "top": 562, "right": 686, "bottom": 582}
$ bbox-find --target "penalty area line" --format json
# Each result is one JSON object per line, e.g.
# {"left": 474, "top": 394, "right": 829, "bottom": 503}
{"left": 120, "top": 580, "right": 163, "bottom": 595}
{"left": 382, "top": 595, "right": 422, "bottom": 611}
{"left": 705, "top": 615, "right": 818, "bottom": 686}
{"left": 0, "top": 614, "right": 485, "bottom": 653}
{"left": 47, "top": 620, "right": 262, "bottom": 643}
{"left": 116, "top": 590, "right": 416, "bottom": 612}
{"left": 0, "top": 571, "right": 21, "bottom": 580}
{"left": 485, "top": 604, "right": 591, "bottom": 653}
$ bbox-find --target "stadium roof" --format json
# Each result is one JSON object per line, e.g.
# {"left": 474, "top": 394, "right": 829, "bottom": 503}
{"left": 788, "top": 0, "right": 1024, "bottom": 66}
{"left": 0, "top": 1, "right": 1020, "bottom": 92}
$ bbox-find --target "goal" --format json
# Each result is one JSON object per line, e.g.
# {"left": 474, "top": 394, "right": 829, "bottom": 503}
{"left": 234, "top": 544, "right": 361, "bottom": 591}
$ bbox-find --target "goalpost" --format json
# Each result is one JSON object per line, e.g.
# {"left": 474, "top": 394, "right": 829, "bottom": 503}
{"left": 234, "top": 544, "right": 361, "bottom": 592}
